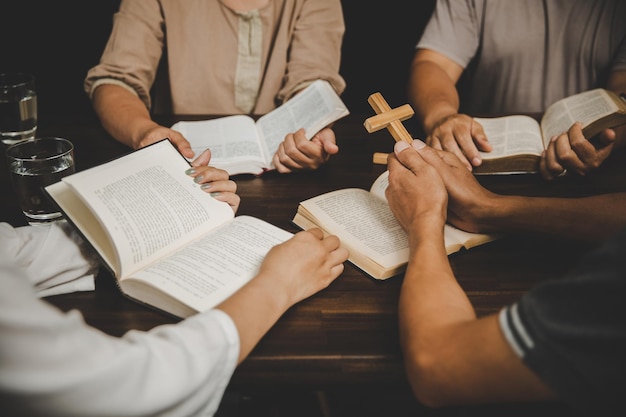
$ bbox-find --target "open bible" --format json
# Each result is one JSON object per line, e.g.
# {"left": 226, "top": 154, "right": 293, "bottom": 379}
{"left": 292, "top": 170, "right": 498, "bottom": 280}
{"left": 44, "top": 139, "right": 293, "bottom": 318}
{"left": 473, "top": 88, "right": 626, "bottom": 174}
{"left": 171, "top": 80, "right": 350, "bottom": 176}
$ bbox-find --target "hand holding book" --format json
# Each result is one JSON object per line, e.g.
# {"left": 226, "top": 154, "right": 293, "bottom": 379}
{"left": 172, "top": 80, "right": 349, "bottom": 176}
{"left": 472, "top": 88, "right": 626, "bottom": 175}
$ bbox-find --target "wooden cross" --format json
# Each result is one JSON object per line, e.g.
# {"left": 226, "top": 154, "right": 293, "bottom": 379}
{"left": 364, "top": 92, "right": 414, "bottom": 164}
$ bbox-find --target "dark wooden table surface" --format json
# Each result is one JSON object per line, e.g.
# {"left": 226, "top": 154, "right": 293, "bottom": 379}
{"left": 2, "top": 114, "right": 625, "bottom": 416}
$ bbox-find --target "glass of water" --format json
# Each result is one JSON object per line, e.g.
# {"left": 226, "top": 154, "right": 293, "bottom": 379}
{"left": 6, "top": 137, "right": 75, "bottom": 225}
{"left": 0, "top": 72, "right": 38, "bottom": 145}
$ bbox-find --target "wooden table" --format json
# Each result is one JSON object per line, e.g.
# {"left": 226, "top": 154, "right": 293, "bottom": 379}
{"left": 2, "top": 114, "right": 625, "bottom": 415}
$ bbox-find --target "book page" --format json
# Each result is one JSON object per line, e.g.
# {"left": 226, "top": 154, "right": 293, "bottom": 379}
{"left": 59, "top": 140, "right": 235, "bottom": 278}
{"left": 120, "top": 216, "right": 293, "bottom": 317}
{"left": 256, "top": 80, "right": 349, "bottom": 168}
{"left": 369, "top": 170, "right": 390, "bottom": 201}
{"left": 299, "top": 188, "right": 409, "bottom": 269}
{"left": 540, "top": 88, "right": 618, "bottom": 147}
{"left": 444, "top": 224, "right": 498, "bottom": 253}
{"left": 45, "top": 181, "right": 118, "bottom": 272}
{"left": 474, "top": 116, "right": 544, "bottom": 158}
{"left": 171, "top": 115, "right": 268, "bottom": 166}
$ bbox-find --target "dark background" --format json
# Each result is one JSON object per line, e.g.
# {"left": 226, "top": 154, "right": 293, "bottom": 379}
{"left": 0, "top": 1, "right": 435, "bottom": 125}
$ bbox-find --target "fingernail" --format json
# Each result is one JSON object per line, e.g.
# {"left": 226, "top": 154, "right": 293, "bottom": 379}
{"left": 394, "top": 141, "right": 410, "bottom": 152}
{"left": 210, "top": 192, "right": 222, "bottom": 197}
{"left": 472, "top": 157, "right": 482, "bottom": 166}
{"left": 411, "top": 139, "right": 426, "bottom": 149}
{"left": 201, "top": 184, "right": 212, "bottom": 190}
{"left": 193, "top": 175, "right": 203, "bottom": 183}
{"left": 185, "top": 168, "right": 196, "bottom": 175}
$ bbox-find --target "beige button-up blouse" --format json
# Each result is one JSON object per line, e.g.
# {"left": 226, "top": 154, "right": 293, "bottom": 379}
{"left": 84, "top": 0, "right": 346, "bottom": 116}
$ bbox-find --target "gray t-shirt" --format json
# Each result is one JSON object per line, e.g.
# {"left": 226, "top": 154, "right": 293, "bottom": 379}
{"left": 499, "top": 227, "right": 626, "bottom": 416}
{"left": 417, "top": 0, "right": 626, "bottom": 114}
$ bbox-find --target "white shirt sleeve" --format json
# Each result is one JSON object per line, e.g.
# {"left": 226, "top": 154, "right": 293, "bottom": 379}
{"left": 0, "top": 221, "right": 99, "bottom": 296}
{"left": 0, "top": 259, "right": 240, "bottom": 417}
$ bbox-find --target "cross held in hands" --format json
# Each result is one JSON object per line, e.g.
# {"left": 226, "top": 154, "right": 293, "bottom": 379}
{"left": 364, "top": 92, "right": 414, "bottom": 164}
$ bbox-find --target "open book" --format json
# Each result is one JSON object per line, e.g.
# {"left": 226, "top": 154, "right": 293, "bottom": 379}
{"left": 171, "top": 80, "right": 350, "bottom": 176}
{"left": 292, "top": 171, "right": 498, "bottom": 280}
{"left": 45, "top": 139, "right": 293, "bottom": 318}
{"left": 473, "top": 88, "right": 626, "bottom": 174}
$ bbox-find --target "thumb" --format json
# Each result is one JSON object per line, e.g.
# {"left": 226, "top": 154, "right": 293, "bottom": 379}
{"left": 596, "top": 128, "right": 616, "bottom": 147}
{"left": 392, "top": 140, "right": 427, "bottom": 172}
{"left": 191, "top": 148, "right": 212, "bottom": 167}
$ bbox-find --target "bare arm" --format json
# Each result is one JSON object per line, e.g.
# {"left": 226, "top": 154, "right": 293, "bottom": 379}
{"left": 439, "top": 146, "right": 626, "bottom": 241}
{"left": 408, "top": 49, "right": 462, "bottom": 135}
{"left": 215, "top": 229, "right": 348, "bottom": 363}
{"left": 92, "top": 84, "right": 194, "bottom": 158}
{"left": 386, "top": 142, "right": 554, "bottom": 406}
{"left": 408, "top": 49, "right": 490, "bottom": 170}
{"left": 412, "top": 139, "right": 626, "bottom": 243}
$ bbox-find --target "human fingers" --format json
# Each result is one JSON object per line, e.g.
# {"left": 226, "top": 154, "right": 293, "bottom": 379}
{"left": 272, "top": 142, "right": 296, "bottom": 173}
{"left": 430, "top": 114, "right": 480, "bottom": 170}
{"left": 292, "top": 128, "right": 330, "bottom": 168}
{"left": 273, "top": 129, "right": 314, "bottom": 172}
{"left": 566, "top": 124, "right": 615, "bottom": 175}
{"left": 539, "top": 134, "right": 567, "bottom": 180}
{"left": 412, "top": 141, "right": 495, "bottom": 232}
{"left": 426, "top": 134, "right": 443, "bottom": 150}
{"left": 138, "top": 126, "right": 194, "bottom": 159}
{"left": 386, "top": 142, "right": 447, "bottom": 231}
{"left": 313, "top": 128, "right": 339, "bottom": 155}
{"left": 211, "top": 191, "right": 241, "bottom": 213}
{"left": 185, "top": 165, "right": 239, "bottom": 211}
{"left": 431, "top": 130, "right": 472, "bottom": 171}
{"left": 167, "top": 129, "right": 195, "bottom": 159}
{"left": 469, "top": 118, "right": 492, "bottom": 153}
{"left": 595, "top": 128, "right": 617, "bottom": 146}
{"left": 451, "top": 121, "right": 484, "bottom": 168}
{"left": 277, "top": 129, "right": 328, "bottom": 171}
{"left": 186, "top": 165, "right": 231, "bottom": 184}
{"left": 259, "top": 230, "right": 347, "bottom": 304}
{"left": 190, "top": 149, "right": 212, "bottom": 167}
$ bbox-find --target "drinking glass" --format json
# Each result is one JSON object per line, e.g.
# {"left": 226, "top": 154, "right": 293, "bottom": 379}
{"left": 6, "top": 137, "right": 74, "bottom": 225}
{"left": 0, "top": 72, "right": 38, "bottom": 145}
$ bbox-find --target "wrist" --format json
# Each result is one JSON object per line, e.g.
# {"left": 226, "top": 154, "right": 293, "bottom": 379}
{"left": 472, "top": 194, "right": 519, "bottom": 233}
{"left": 407, "top": 215, "right": 446, "bottom": 246}
{"left": 423, "top": 107, "right": 458, "bottom": 135}
{"left": 131, "top": 120, "right": 161, "bottom": 149}
{"left": 246, "top": 272, "right": 292, "bottom": 315}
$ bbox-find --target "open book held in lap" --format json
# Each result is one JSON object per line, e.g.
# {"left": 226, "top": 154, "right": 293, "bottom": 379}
{"left": 45, "top": 139, "right": 293, "bottom": 318}
{"left": 171, "top": 80, "right": 349, "bottom": 176}
{"left": 473, "top": 88, "right": 626, "bottom": 175}
{"left": 292, "top": 170, "right": 498, "bottom": 280}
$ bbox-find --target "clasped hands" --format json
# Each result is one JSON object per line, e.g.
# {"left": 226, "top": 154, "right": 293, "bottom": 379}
{"left": 427, "top": 114, "right": 617, "bottom": 180}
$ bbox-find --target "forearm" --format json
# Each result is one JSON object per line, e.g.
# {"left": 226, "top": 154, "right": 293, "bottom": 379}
{"left": 399, "top": 222, "right": 476, "bottom": 400}
{"left": 400, "top": 224, "right": 476, "bottom": 343}
{"left": 92, "top": 84, "right": 160, "bottom": 149}
{"left": 408, "top": 60, "right": 460, "bottom": 135}
{"left": 216, "top": 273, "right": 290, "bottom": 364}
{"left": 477, "top": 193, "right": 626, "bottom": 243}
{"left": 399, "top": 222, "right": 555, "bottom": 406}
